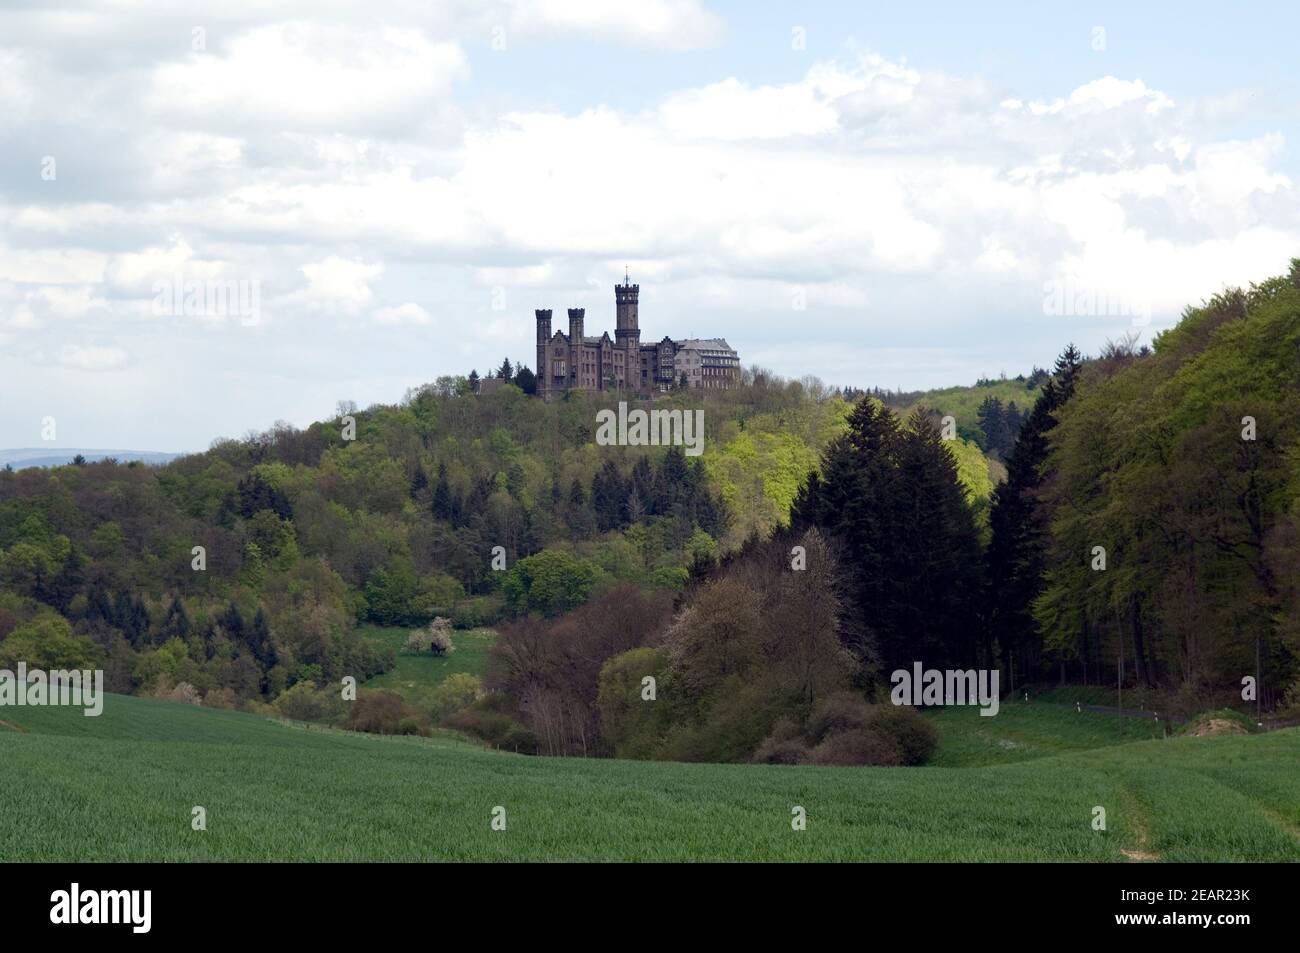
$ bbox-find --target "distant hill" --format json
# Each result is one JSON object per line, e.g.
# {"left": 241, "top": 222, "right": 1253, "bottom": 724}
{"left": 0, "top": 448, "right": 182, "bottom": 470}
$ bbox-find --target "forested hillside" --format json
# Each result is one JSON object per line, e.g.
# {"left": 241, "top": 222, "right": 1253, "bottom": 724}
{"left": 994, "top": 264, "right": 1300, "bottom": 709}
{"left": 3, "top": 374, "right": 956, "bottom": 711}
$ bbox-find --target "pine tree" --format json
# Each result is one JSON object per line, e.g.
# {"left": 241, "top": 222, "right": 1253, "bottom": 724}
{"left": 977, "top": 396, "right": 1006, "bottom": 456}
{"left": 592, "top": 460, "right": 627, "bottom": 531}
{"left": 410, "top": 464, "right": 428, "bottom": 499}
{"left": 432, "top": 462, "right": 453, "bottom": 520}
{"left": 985, "top": 344, "right": 1083, "bottom": 678}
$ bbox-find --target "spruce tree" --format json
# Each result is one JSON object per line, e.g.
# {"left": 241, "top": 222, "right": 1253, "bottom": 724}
{"left": 985, "top": 344, "right": 1083, "bottom": 678}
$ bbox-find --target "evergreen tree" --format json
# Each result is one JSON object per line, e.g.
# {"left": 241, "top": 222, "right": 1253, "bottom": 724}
{"left": 592, "top": 460, "right": 627, "bottom": 532}
{"left": 977, "top": 396, "right": 1006, "bottom": 456}
{"left": 514, "top": 364, "right": 537, "bottom": 395}
{"left": 409, "top": 464, "right": 428, "bottom": 499}
{"left": 432, "top": 462, "right": 453, "bottom": 520}
{"left": 985, "top": 344, "right": 1083, "bottom": 679}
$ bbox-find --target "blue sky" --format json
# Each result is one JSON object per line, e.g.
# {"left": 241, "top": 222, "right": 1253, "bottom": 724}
{"left": 2, "top": 0, "right": 1298, "bottom": 450}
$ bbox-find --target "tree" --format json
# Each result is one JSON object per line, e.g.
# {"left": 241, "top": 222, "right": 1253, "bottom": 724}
{"left": 501, "top": 549, "right": 599, "bottom": 617}
{"left": 498, "top": 357, "right": 514, "bottom": 380}
{"left": 592, "top": 460, "right": 627, "bottom": 532}
{"left": 432, "top": 462, "right": 453, "bottom": 521}
{"left": 514, "top": 364, "right": 537, "bottom": 395}
{"left": 985, "top": 344, "right": 1083, "bottom": 680}
{"left": 976, "top": 396, "right": 1007, "bottom": 456}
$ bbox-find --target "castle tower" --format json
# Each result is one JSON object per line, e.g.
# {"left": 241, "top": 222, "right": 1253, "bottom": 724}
{"left": 614, "top": 269, "right": 640, "bottom": 385}
{"left": 535, "top": 309, "right": 552, "bottom": 398}
{"left": 567, "top": 308, "right": 585, "bottom": 388}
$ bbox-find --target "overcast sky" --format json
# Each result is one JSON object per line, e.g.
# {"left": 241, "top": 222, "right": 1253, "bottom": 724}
{"left": 2, "top": 0, "right": 1298, "bottom": 451}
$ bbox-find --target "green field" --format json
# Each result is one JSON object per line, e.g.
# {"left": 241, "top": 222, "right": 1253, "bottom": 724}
{"left": 358, "top": 625, "right": 496, "bottom": 709}
{"left": 2, "top": 693, "right": 1296, "bottom": 862}
{"left": 927, "top": 702, "right": 1168, "bottom": 767}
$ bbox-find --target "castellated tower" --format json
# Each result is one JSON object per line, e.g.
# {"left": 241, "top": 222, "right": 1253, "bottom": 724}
{"left": 567, "top": 308, "right": 585, "bottom": 388}
{"left": 535, "top": 308, "right": 552, "bottom": 398}
{"left": 614, "top": 273, "right": 640, "bottom": 352}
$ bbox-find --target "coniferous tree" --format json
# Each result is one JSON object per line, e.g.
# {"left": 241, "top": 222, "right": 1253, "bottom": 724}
{"left": 432, "top": 462, "right": 453, "bottom": 521}
{"left": 792, "top": 397, "right": 983, "bottom": 677}
{"left": 592, "top": 460, "right": 627, "bottom": 532}
{"left": 977, "top": 396, "right": 1007, "bottom": 456}
{"left": 985, "top": 344, "right": 1083, "bottom": 679}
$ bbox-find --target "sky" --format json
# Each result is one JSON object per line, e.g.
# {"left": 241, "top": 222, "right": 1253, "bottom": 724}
{"left": 2, "top": 0, "right": 1298, "bottom": 452}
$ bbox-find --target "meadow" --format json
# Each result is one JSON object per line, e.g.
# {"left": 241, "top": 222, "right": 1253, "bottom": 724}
{"left": 357, "top": 625, "right": 496, "bottom": 709}
{"left": 2, "top": 693, "right": 1296, "bottom": 862}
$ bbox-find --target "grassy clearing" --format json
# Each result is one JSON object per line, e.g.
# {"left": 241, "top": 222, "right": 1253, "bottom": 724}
{"left": 927, "top": 701, "right": 1167, "bottom": 767}
{"left": 358, "top": 625, "right": 495, "bottom": 710}
{"left": 1, "top": 693, "right": 1296, "bottom": 862}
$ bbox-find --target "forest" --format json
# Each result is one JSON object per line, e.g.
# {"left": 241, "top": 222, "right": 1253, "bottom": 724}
{"left": 2, "top": 262, "right": 1299, "bottom": 764}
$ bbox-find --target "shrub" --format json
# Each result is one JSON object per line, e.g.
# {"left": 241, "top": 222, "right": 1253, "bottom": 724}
{"left": 863, "top": 704, "right": 938, "bottom": 765}
{"left": 431, "top": 672, "right": 482, "bottom": 718}
{"left": 810, "top": 728, "right": 903, "bottom": 766}
{"left": 806, "top": 692, "right": 872, "bottom": 743}
{"left": 273, "top": 681, "right": 345, "bottom": 724}
{"left": 345, "top": 690, "right": 408, "bottom": 735}
{"left": 155, "top": 681, "right": 202, "bottom": 705}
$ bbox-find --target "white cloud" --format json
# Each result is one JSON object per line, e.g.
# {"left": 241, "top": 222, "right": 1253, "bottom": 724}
{"left": 147, "top": 23, "right": 468, "bottom": 132}
{"left": 373, "top": 302, "right": 433, "bottom": 325}
{"left": 508, "top": 0, "right": 724, "bottom": 50}
{"left": 59, "top": 343, "right": 129, "bottom": 371}
{"left": 278, "top": 257, "right": 385, "bottom": 314}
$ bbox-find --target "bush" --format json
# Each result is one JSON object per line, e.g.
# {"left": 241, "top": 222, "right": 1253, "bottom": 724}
{"left": 398, "top": 715, "right": 427, "bottom": 736}
{"left": 806, "top": 692, "right": 872, "bottom": 743}
{"left": 810, "top": 728, "right": 903, "bottom": 766}
{"left": 431, "top": 672, "right": 482, "bottom": 718}
{"left": 153, "top": 681, "right": 202, "bottom": 705}
{"left": 863, "top": 704, "right": 938, "bottom": 765}
{"left": 451, "top": 594, "right": 503, "bottom": 629}
{"left": 273, "top": 681, "right": 345, "bottom": 724}
{"left": 345, "top": 690, "right": 408, "bottom": 735}
{"left": 497, "top": 724, "right": 540, "bottom": 754}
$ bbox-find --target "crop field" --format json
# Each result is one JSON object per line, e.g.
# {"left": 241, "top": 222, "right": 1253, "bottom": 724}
{"left": 2, "top": 693, "right": 1296, "bottom": 862}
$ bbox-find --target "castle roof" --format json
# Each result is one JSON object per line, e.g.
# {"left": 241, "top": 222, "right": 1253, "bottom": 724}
{"left": 675, "top": 338, "right": 734, "bottom": 352}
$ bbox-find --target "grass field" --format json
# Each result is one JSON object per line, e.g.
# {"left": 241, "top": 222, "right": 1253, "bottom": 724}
{"left": 358, "top": 625, "right": 496, "bottom": 709}
{"left": 927, "top": 701, "right": 1168, "bottom": 767}
{"left": 2, "top": 693, "right": 1296, "bottom": 862}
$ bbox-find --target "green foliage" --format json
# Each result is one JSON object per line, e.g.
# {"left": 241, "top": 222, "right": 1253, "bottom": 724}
{"left": 501, "top": 549, "right": 600, "bottom": 617}
{"left": 0, "top": 615, "right": 101, "bottom": 670}
{"left": 596, "top": 647, "right": 673, "bottom": 759}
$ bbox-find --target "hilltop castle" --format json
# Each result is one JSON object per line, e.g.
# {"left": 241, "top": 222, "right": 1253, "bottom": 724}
{"left": 533, "top": 273, "right": 739, "bottom": 400}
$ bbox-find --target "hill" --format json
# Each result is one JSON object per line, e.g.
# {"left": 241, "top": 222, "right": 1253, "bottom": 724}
{"left": 1, "top": 693, "right": 1295, "bottom": 861}
{"left": 0, "top": 448, "right": 182, "bottom": 470}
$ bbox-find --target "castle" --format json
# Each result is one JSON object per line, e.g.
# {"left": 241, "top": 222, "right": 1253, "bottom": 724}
{"left": 533, "top": 273, "right": 739, "bottom": 400}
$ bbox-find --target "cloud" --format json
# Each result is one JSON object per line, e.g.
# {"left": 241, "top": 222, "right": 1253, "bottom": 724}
{"left": 147, "top": 23, "right": 468, "bottom": 133}
{"left": 59, "top": 343, "right": 129, "bottom": 371}
{"left": 0, "top": 6, "right": 1297, "bottom": 449}
{"left": 373, "top": 302, "right": 433, "bottom": 325}
{"left": 507, "top": 0, "right": 724, "bottom": 50}
{"left": 278, "top": 257, "right": 385, "bottom": 314}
